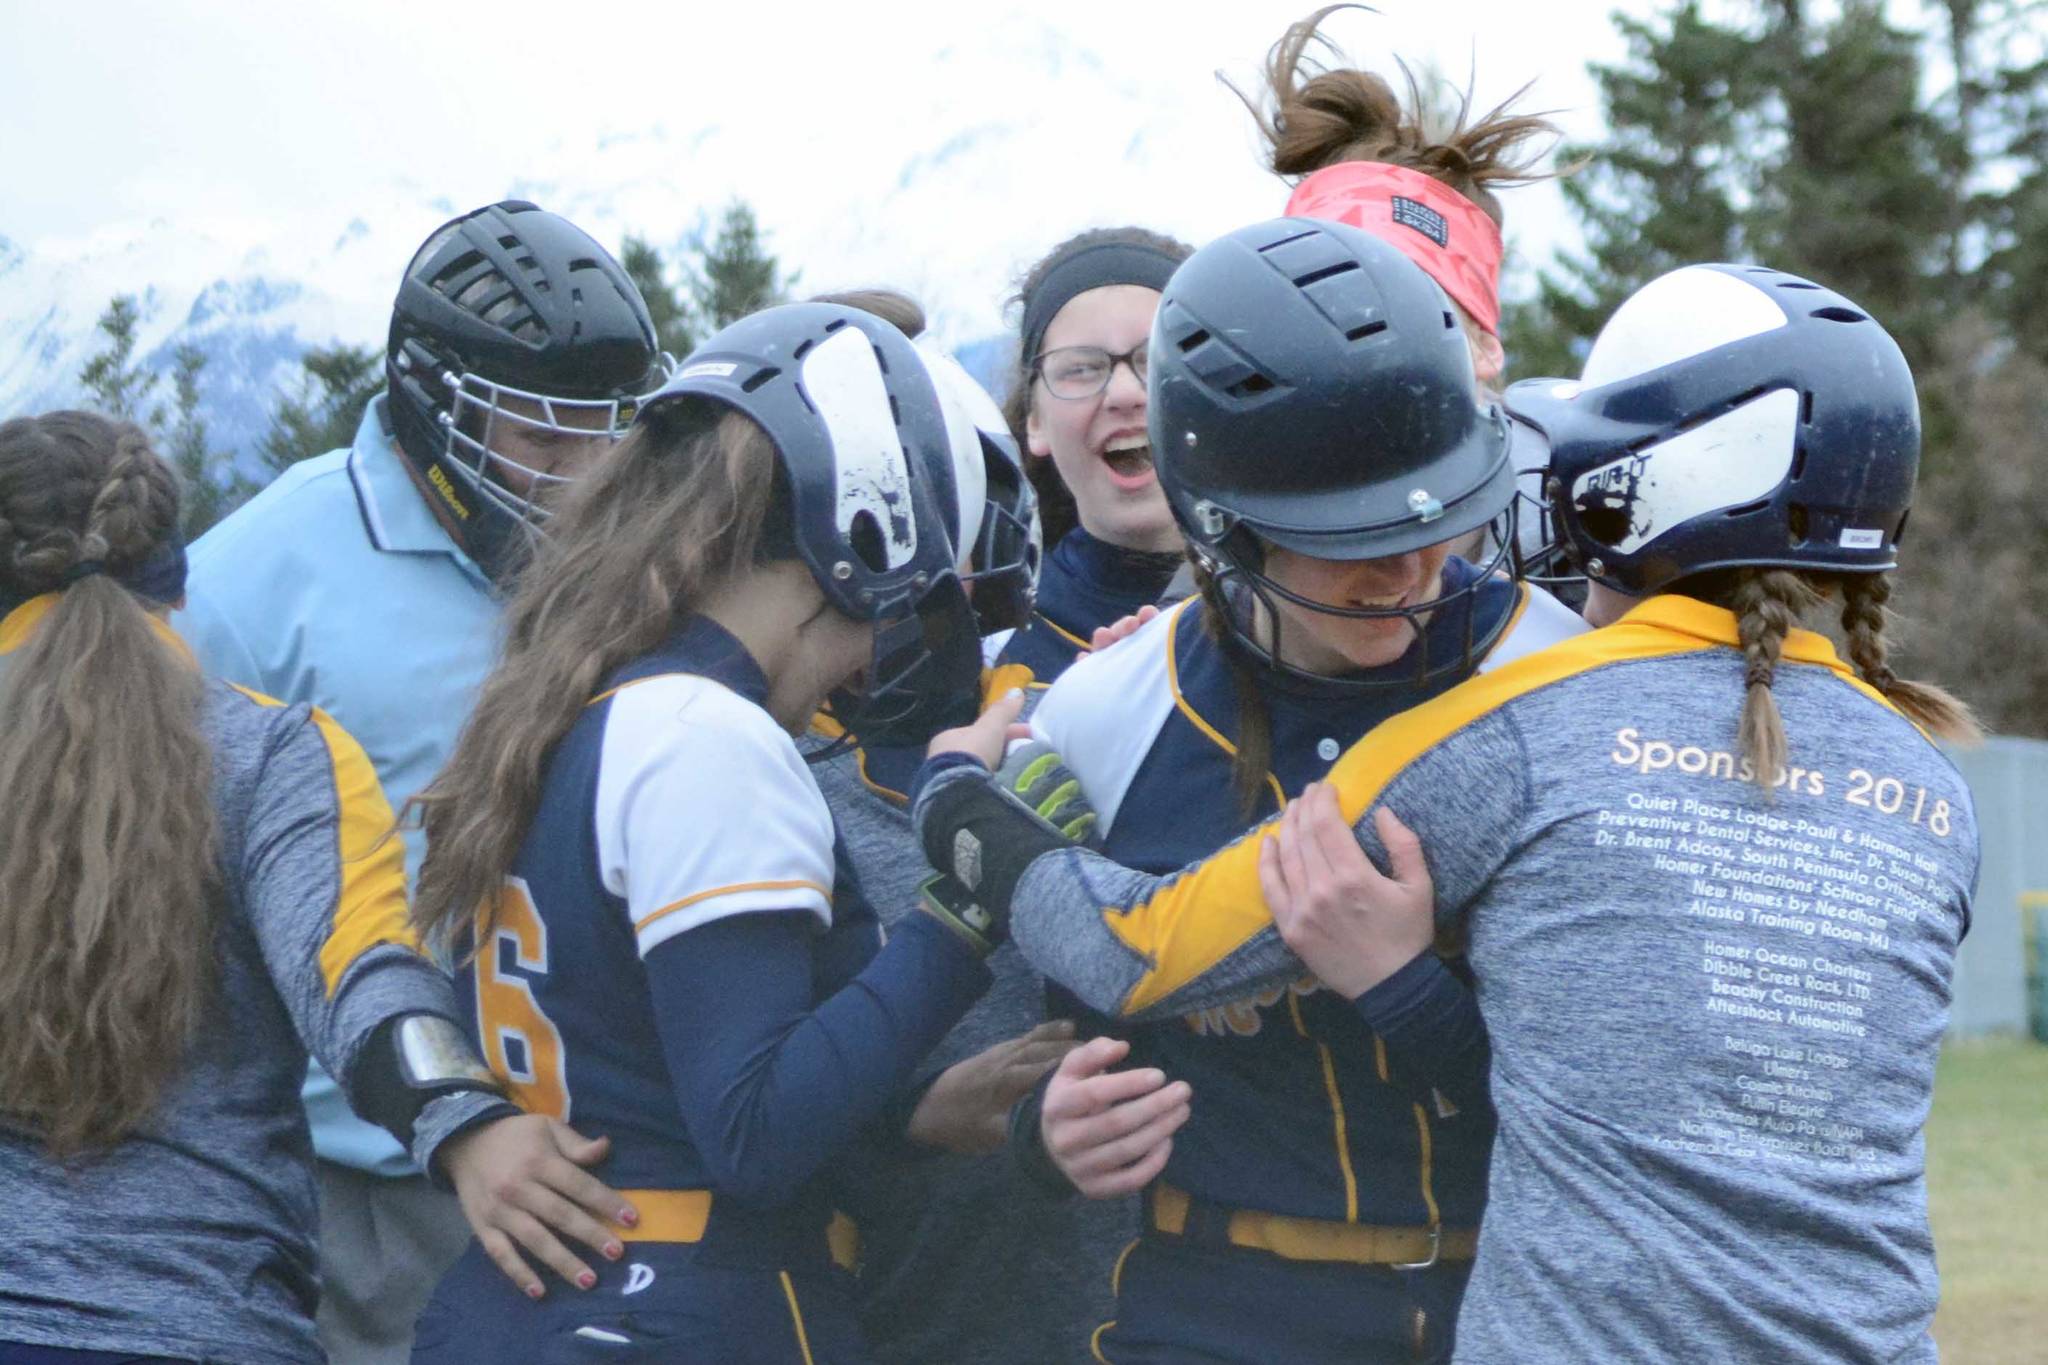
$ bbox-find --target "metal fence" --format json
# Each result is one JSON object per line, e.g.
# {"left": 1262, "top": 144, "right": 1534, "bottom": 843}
{"left": 1945, "top": 736, "right": 2048, "bottom": 1037}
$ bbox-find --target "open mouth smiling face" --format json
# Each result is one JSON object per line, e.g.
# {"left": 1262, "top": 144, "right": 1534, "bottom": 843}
{"left": 1100, "top": 431, "right": 1155, "bottom": 489}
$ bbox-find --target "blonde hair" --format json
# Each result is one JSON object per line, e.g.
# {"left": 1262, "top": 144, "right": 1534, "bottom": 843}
{"left": 0, "top": 412, "right": 217, "bottom": 1158}
{"left": 408, "top": 407, "right": 784, "bottom": 954}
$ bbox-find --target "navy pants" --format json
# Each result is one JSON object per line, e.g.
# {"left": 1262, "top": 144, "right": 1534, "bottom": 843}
{"left": 411, "top": 1240, "right": 871, "bottom": 1365}
{"left": 1089, "top": 1233, "right": 1471, "bottom": 1364}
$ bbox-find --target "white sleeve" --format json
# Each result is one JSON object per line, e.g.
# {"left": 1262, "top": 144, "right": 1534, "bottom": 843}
{"left": 593, "top": 677, "right": 836, "bottom": 958}
{"left": 1025, "top": 601, "right": 1184, "bottom": 836}
{"left": 1478, "top": 583, "right": 1591, "bottom": 673}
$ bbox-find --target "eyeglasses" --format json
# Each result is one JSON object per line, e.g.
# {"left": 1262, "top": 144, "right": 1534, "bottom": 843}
{"left": 1034, "top": 342, "right": 1149, "bottom": 401}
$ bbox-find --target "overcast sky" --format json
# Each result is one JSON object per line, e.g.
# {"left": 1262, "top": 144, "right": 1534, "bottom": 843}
{"left": 6, "top": 0, "right": 1950, "bottom": 349}
{"left": 1, "top": 2, "right": 1639, "bottom": 236}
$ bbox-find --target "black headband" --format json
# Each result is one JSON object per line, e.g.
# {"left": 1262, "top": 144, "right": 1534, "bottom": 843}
{"left": 0, "top": 536, "right": 188, "bottom": 622}
{"left": 1020, "top": 243, "right": 1184, "bottom": 366}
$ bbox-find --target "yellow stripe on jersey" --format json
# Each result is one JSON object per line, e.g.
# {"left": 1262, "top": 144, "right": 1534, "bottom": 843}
{"left": 632, "top": 879, "right": 834, "bottom": 935}
{"left": 1, "top": 592, "right": 197, "bottom": 665}
{"left": 1412, "top": 1101, "right": 1441, "bottom": 1231}
{"left": 229, "top": 685, "right": 420, "bottom": 996}
{"left": 1498, "top": 582, "right": 1532, "bottom": 642}
{"left": 1163, "top": 605, "right": 1288, "bottom": 812}
{"left": 1289, "top": 992, "right": 1359, "bottom": 1222}
{"left": 0, "top": 594, "right": 53, "bottom": 652}
{"left": 982, "top": 660, "right": 1042, "bottom": 704}
{"left": 1034, "top": 611, "right": 1095, "bottom": 653}
{"left": 779, "top": 1271, "right": 819, "bottom": 1365}
{"left": 1106, "top": 595, "right": 1895, "bottom": 1014}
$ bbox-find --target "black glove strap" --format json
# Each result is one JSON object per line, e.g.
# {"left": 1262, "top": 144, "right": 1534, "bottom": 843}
{"left": 912, "top": 765, "right": 1073, "bottom": 937}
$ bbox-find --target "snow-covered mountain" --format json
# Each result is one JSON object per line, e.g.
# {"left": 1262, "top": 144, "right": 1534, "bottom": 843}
{"left": 0, "top": 12, "right": 1575, "bottom": 461}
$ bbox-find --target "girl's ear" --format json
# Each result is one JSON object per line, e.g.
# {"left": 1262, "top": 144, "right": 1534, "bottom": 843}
{"left": 1471, "top": 330, "right": 1506, "bottom": 389}
{"left": 1024, "top": 402, "right": 1051, "bottom": 459}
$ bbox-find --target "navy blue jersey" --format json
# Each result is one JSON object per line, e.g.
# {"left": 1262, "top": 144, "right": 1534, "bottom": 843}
{"left": 985, "top": 528, "right": 1181, "bottom": 693}
{"left": 455, "top": 616, "right": 987, "bottom": 1231}
{"left": 1030, "top": 564, "right": 1585, "bottom": 1225}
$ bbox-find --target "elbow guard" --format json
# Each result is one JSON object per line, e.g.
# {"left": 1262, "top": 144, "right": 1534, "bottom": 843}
{"left": 353, "top": 1014, "right": 508, "bottom": 1149}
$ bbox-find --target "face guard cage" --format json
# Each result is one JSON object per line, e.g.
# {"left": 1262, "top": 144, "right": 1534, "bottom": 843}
{"left": 957, "top": 498, "right": 1042, "bottom": 632}
{"left": 812, "top": 575, "right": 984, "bottom": 759}
{"left": 1202, "top": 499, "right": 1525, "bottom": 694}
{"left": 436, "top": 368, "right": 642, "bottom": 530}
{"left": 1484, "top": 462, "right": 1586, "bottom": 598}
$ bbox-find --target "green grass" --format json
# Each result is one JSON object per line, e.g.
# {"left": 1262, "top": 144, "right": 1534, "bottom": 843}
{"left": 1929, "top": 1037, "right": 2048, "bottom": 1363}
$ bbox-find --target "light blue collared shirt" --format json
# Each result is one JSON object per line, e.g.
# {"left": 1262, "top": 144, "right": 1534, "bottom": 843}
{"left": 177, "top": 395, "right": 499, "bottom": 1176}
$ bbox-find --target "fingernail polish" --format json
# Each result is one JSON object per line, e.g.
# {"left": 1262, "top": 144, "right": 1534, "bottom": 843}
{"left": 526, "top": 1285, "right": 543, "bottom": 1300}
{"left": 619, "top": 1208, "right": 639, "bottom": 1226}
{"left": 605, "top": 1243, "right": 623, "bottom": 1260}
{"left": 578, "top": 1270, "right": 597, "bottom": 1289}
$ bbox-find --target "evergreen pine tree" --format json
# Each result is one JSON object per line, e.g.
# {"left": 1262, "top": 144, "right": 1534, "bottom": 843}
{"left": 166, "top": 345, "right": 254, "bottom": 537}
{"left": 621, "top": 235, "right": 695, "bottom": 359}
{"left": 687, "top": 202, "right": 793, "bottom": 331}
{"left": 78, "top": 295, "right": 164, "bottom": 429}
{"left": 260, "top": 344, "right": 384, "bottom": 474}
{"left": 1977, "top": 11, "right": 2048, "bottom": 363}
{"left": 1520, "top": 2, "right": 1770, "bottom": 367}
{"left": 1746, "top": 0, "right": 1958, "bottom": 372}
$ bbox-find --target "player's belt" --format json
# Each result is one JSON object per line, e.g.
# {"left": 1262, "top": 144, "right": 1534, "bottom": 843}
{"left": 1149, "top": 1183, "right": 1476, "bottom": 1267}
{"left": 614, "top": 1189, "right": 860, "bottom": 1273}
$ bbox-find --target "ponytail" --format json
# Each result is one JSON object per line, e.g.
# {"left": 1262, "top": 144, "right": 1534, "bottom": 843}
{"left": 1230, "top": 4, "right": 1562, "bottom": 225}
{"left": 1191, "top": 558, "right": 1278, "bottom": 817}
{"left": 1728, "top": 569, "right": 1813, "bottom": 788}
{"left": 1706, "top": 565, "right": 1979, "bottom": 792}
{"left": 1839, "top": 573, "right": 1980, "bottom": 742}
{"left": 0, "top": 413, "right": 216, "bottom": 1157}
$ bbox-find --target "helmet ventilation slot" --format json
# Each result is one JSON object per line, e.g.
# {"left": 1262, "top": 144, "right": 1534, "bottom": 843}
{"left": 1177, "top": 328, "right": 1211, "bottom": 352}
{"left": 1787, "top": 503, "right": 1810, "bottom": 544}
{"left": 741, "top": 366, "right": 780, "bottom": 393}
{"left": 1576, "top": 500, "right": 1631, "bottom": 547}
{"left": 1291, "top": 261, "right": 1360, "bottom": 289}
{"left": 431, "top": 251, "right": 489, "bottom": 295}
{"left": 848, "top": 510, "right": 889, "bottom": 574}
{"left": 1776, "top": 281, "right": 1820, "bottom": 290}
{"left": 1810, "top": 306, "right": 1868, "bottom": 323}
{"left": 1346, "top": 320, "right": 1389, "bottom": 342}
{"left": 1230, "top": 373, "right": 1277, "bottom": 397}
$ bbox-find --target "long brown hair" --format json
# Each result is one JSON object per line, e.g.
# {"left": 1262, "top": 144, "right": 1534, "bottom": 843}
{"left": 408, "top": 406, "right": 784, "bottom": 953}
{"left": 1001, "top": 227, "right": 1194, "bottom": 550}
{"left": 1706, "top": 568, "right": 1979, "bottom": 786}
{"left": 0, "top": 411, "right": 216, "bottom": 1158}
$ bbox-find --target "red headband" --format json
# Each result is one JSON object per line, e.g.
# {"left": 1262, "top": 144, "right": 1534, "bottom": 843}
{"left": 1284, "top": 161, "right": 1503, "bottom": 337}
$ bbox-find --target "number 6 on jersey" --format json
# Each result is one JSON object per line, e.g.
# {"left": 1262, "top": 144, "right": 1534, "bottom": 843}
{"left": 474, "top": 876, "right": 570, "bottom": 1119}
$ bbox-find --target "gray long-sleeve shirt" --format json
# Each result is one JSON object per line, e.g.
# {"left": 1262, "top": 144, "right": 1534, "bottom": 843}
{"left": 922, "top": 595, "right": 1979, "bottom": 1365}
{"left": 1, "top": 677, "right": 489, "bottom": 1365}
{"left": 803, "top": 729, "right": 1136, "bottom": 1365}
